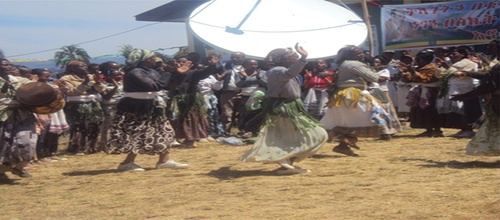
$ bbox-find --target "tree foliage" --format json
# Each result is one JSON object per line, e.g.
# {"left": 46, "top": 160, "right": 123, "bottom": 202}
{"left": 54, "top": 44, "right": 91, "bottom": 69}
{"left": 118, "top": 44, "right": 135, "bottom": 59}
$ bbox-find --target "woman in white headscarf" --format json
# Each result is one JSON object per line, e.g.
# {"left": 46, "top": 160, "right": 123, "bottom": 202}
{"left": 107, "top": 49, "right": 190, "bottom": 171}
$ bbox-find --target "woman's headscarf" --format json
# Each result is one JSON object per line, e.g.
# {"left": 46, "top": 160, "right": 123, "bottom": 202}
{"left": 124, "top": 49, "right": 155, "bottom": 71}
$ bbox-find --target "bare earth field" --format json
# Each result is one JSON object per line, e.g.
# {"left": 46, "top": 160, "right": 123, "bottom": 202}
{"left": 0, "top": 127, "right": 499, "bottom": 220}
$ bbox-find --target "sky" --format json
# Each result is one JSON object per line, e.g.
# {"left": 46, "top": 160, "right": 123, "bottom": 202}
{"left": 0, "top": 0, "right": 188, "bottom": 61}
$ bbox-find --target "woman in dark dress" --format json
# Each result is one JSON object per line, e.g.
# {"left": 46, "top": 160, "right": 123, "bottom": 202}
{"left": 169, "top": 56, "right": 219, "bottom": 147}
{"left": 399, "top": 50, "right": 443, "bottom": 137}
{"left": 107, "top": 49, "right": 190, "bottom": 171}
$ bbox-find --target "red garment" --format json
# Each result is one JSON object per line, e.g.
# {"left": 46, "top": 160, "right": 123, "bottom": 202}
{"left": 303, "top": 70, "right": 334, "bottom": 89}
{"left": 99, "top": 75, "right": 106, "bottom": 83}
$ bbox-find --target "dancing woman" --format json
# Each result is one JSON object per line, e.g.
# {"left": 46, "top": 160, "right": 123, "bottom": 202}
{"left": 451, "top": 64, "right": 500, "bottom": 155}
{"left": 107, "top": 49, "right": 190, "bottom": 171}
{"left": 240, "top": 44, "right": 328, "bottom": 175}
{"left": 320, "top": 46, "right": 397, "bottom": 156}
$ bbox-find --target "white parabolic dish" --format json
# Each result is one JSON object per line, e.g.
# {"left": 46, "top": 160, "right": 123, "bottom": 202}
{"left": 188, "top": 0, "right": 368, "bottom": 60}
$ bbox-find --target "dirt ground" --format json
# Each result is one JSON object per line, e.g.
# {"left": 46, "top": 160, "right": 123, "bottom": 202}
{"left": 0, "top": 127, "right": 499, "bottom": 220}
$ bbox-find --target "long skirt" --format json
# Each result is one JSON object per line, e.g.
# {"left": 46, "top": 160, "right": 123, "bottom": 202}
{"left": 36, "top": 121, "right": 60, "bottom": 159}
{"left": 439, "top": 97, "right": 482, "bottom": 129}
{"left": 406, "top": 87, "right": 441, "bottom": 130}
{"left": 64, "top": 102, "right": 103, "bottom": 154}
{"left": 303, "top": 87, "right": 329, "bottom": 120}
{"left": 437, "top": 82, "right": 482, "bottom": 129}
{"left": 107, "top": 111, "right": 174, "bottom": 155}
{"left": 99, "top": 104, "right": 117, "bottom": 150}
{"left": 173, "top": 111, "right": 209, "bottom": 141}
{"left": 397, "top": 82, "right": 411, "bottom": 113}
{"left": 320, "top": 88, "right": 396, "bottom": 137}
{"left": 36, "top": 110, "right": 68, "bottom": 159}
{"left": 237, "top": 95, "right": 263, "bottom": 134}
{"left": 0, "top": 110, "right": 37, "bottom": 167}
{"left": 387, "top": 81, "right": 399, "bottom": 109}
{"left": 465, "top": 95, "right": 500, "bottom": 156}
{"left": 204, "top": 94, "right": 225, "bottom": 137}
{"left": 241, "top": 99, "right": 327, "bottom": 163}
{"left": 172, "top": 92, "right": 209, "bottom": 141}
{"left": 370, "top": 88, "right": 402, "bottom": 134}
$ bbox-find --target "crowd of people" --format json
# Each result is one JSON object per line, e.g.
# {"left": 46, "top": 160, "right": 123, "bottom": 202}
{"left": 0, "top": 39, "right": 499, "bottom": 181}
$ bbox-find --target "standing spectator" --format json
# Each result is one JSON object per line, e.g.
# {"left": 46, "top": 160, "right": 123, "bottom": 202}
{"left": 99, "top": 61, "right": 121, "bottom": 83}
{"left": 371, "top": 56, "right": 402, "bottom": 139}
{"left": 236, "top": 58, "right": 267, "bottom": 138}
{"left": 434, "top": 47, "right": 451, "bottom": 67}
{"left": 32, "top": 68, "right": 69, "bottom": 162}
{"left": 303, "top": 58, "right": 334, "bottom": 120}
{"left": 472, "top": 39, "right": 499, "bottom": 72}
{"left": 61, "top": 61, "right": 106, "bottom": 155}
{"left": 218, "top": 52, "right": 245, "bottom": 136}
{"left": 395, "top": 55, "right": 414, "bottom": 117}
{"left": 197, "top": 56, "right": 225, "bottom": 140}
{"left": 16, "top": 65, "right": 32, "bottom": 80}
{"left": 169, "top": 56, "right": 219, "bottom": 148}
{"left": 435, "top": 47, "right": 481, "bottom": 137}
{"left": 399, "top": 49, "right": 442, "bottom": 137}
{"left": 99, "top": 69, "right": 123, "bottom": 151}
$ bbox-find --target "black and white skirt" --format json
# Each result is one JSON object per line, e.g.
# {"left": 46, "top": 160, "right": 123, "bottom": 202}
{"left": 107, "top": 111, "right": 175, "bottom": 155}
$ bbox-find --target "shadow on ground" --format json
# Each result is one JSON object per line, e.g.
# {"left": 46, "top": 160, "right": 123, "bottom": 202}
{"left": 0, "top": 179, "right": 21, "bottom": 185}
{"left": 62, "top": 169, "right": 127, "bottom": 176}
{"left": 311, "top": 154, "right": 345, "bottom": 159}
{"left": 206, "top": 166, "right": 278, "bottom": 180}
{"left": 419, "top": 160, "right": 500, "bottom": 169}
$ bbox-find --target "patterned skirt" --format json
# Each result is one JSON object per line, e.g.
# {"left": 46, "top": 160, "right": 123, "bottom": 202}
{"left": 107, "top": 111, "right": 175, "bottom": 155}
{"left": 0, "top": 109, "right": 37, "bottom": 165}
{"left": 64, "top": 102, "right": 103, "bottom": 154}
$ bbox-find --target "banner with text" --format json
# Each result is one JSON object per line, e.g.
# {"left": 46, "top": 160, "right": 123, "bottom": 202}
{"left": 381, "top": 0, "right": 499, "bottom": 50}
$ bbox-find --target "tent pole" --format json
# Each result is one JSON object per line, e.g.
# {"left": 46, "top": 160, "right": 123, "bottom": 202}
{"left": 361, "top": 0, "right": 374, "bottom": 56}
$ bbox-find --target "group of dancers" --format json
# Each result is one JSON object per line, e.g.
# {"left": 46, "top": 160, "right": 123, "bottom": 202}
{"left": 1, "top": 40, "right": 499, "bottom": 181}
